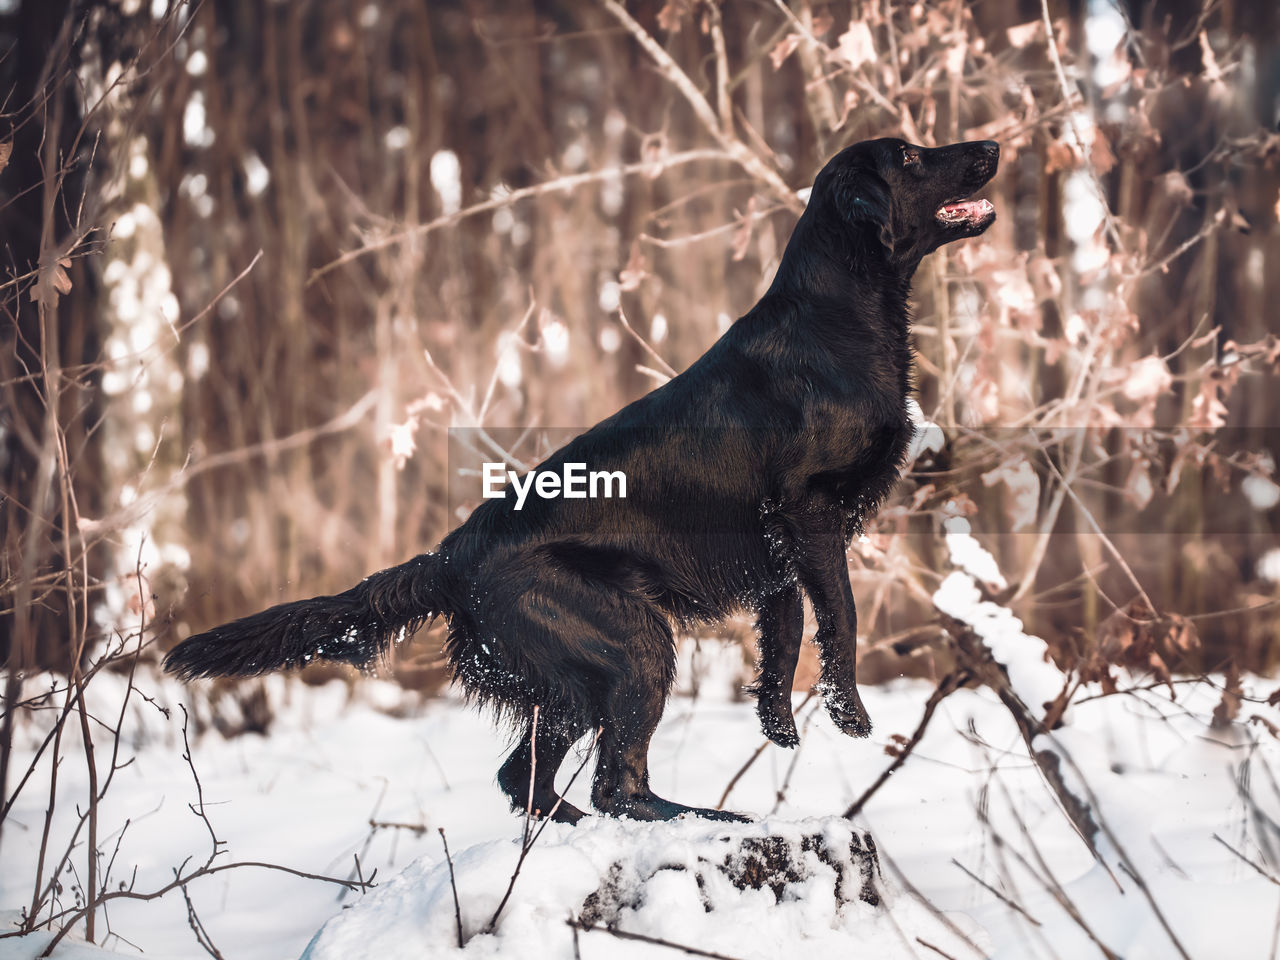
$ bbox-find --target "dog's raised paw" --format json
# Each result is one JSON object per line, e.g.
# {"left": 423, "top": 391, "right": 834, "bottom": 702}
{"left": 825, "top": 699, "right": 872, "bottom": 739}
{"left": 757, "top": 701, "right": 801, "bottom": 748}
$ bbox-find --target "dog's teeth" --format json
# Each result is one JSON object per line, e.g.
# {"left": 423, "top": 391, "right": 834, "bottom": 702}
{"left": 936, "top": 198, "right": 994, "bottom": 223}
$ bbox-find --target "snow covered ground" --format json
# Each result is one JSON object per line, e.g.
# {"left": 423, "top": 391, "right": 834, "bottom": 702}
{"left": 2, "top": 645, "right": 1278, "bottom": 959}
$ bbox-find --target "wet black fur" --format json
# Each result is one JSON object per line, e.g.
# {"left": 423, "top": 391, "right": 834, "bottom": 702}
{"left": 165, "top": 138, "right": 999, "bottom": 823}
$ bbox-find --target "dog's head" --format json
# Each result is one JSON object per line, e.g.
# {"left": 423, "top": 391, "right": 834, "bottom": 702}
{"left": 811, "top": 137, "right": 999, "bottom": 271}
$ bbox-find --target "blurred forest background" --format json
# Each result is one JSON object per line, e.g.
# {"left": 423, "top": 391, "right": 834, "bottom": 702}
{"left": 3, "top": 0, "right": 1280, "bottom": 726}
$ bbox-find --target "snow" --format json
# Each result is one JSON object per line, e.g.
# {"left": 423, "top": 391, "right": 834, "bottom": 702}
{"left": 932, "top": 572, "right": 1063, "bottom": 716}
{"left": 904, "top": 398, "right": 944, "bottom": 466}
{"left": 1244, "top": 474, "right": 1280, "bottom": 511}
{"left": 3, "top": 654, "right": 1280, "bottom": 959}
{"left": 1258, "top": 547, "right": 1280, "bottom": 583}
{"left": 941, "top": 517, "right": 1008, "bottom": 591}
{"left": 430, "top": 150, "right": 462, "bottom": 215}
{"left": 300, "top": 817, "right": 969, "bottom": 960}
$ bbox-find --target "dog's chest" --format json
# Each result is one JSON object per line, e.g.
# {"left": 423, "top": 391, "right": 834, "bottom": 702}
{"left": 803, "top": 385, "right": 913, "bottom": 519}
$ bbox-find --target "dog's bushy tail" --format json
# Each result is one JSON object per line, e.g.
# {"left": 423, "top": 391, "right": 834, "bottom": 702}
{"left": 164, "top": 553, "right": 445, "bottom": 680}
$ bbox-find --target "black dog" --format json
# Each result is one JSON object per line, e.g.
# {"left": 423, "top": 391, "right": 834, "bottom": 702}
{"left": 165, "top": 138, "right": 998, "bottom": 823}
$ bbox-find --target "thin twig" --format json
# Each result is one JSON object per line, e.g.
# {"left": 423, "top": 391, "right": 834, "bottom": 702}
{"left": 308, "top": 149, "right": 736, "bottom": 284}
{"left": 983, "top": 772, "right": 1121, "bottom": 960}
{"left": 716, "top": 691, "right": 815, "bottom": 810}
{"left": 65, "top": 388, "right": 380, "bottom": 552}
{"left": 716, "top": 740, "right": 769, "bottom": 811}
{"left": 38, "top": 855, "right": 375, "bottom": 955}
{"left": 180, "top": 885, "right": 226, "bottom": 960}
{"left": 872, "top": 841, "right": 988, "bottom": 959}
{"left": 1040, "top": 450, "right": 1157, "bottom": 616}
{"left": 37, "top": 706, "right": 375, "bottom": 956}
{"left": 528, "top": 727, "right": 601, "bottom": 848}
{"left": 705, "top": 1, "right": 732, "bottom": 134}
{"left": 844, "top": 673, "right": 967, "bottom": 819}
{"left": 599, "top": 0, "right": 803, "bottom": 214}
{"left": 526, "top": 706, "right": 539, "bottom": 838}
{"left": 617, "top": 305, "right": 678, "bottom": 379}
{"left": 770, "top": 696, "right": 821, "bottom": 814}
{"left": 568, "top": 919, "right": 748, "bottom": 960}
{"left": 438, "top": 829, "right": 465, "bottom": 948}
{"left": 485, "top": 725, "right": 602, "bottom": 935}
{"left": 1038, "top": 0, "right": 1124, "bottom": 251}
{"left": 950, "top": 858, "right": 1042, "bottom": 926}
{"left": 916, "top": 938, "right": 960, "bottom": 960}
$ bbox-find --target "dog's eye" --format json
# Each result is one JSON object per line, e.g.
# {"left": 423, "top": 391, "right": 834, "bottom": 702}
{"left": 901, "top": 148, "right": 921, "bottom": 168}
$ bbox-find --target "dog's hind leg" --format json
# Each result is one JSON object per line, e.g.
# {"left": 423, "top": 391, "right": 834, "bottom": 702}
{"left": 589, "top": 610, "right": 747, "bottom": 823}
{"left": 497, "top": 714, "right": 588, "bottom": 824}
{"left": 753, "top": 585, "right": 804, "bottom": 747}
{"left": 466, "top": 559, "right": 743, "bottom": 823}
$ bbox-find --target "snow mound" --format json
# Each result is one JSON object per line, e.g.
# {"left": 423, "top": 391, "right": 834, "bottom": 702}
{"left": 301, "top": 816, "right": 979, "bottom": 960}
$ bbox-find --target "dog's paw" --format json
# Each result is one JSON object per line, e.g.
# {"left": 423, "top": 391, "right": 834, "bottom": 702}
{"left": 756, "top": 696, "right": 800, "bottom": 748}
{"left": 820, "top": 685, "right": 872, "bottom": 738}
{"left": 827, "top": 702, "right": 872, "bottom": 738}
{"left": 759, "top": 708, "right": 800, "bottom": 748}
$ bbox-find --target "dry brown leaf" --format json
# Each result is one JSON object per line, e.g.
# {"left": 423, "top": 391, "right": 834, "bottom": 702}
{"left": 1027, "top": 256, "right": 1062, "bottom": 303}
{"left": 1005, "top": 20, "right": 1044, "bottom": 48}
{"left": 54, "top": 257, "right": 73, "bottom": 295}
{"left": 618, "top": 243, "right": 648, "bottom": 292}
{"left": 908, "top": 483, "right": 935, "bottom": 512}
{"left": 1189, "top": 379, "right": 1228, "bottom": 430}
{"left": 1041, "top": 337, "right": 1068, "bottom": 366}
{"left": 1162, "top": 170, "right": 1194, "bottom": 206}
{"left": 1163, "top": 433, "right": 1203, "bottom": 494}
{"left": 29, "top": 257, "right": 73, "bottom": 305}
{"left": 1122, "top": 356, "right": 1172, "bottom": 403}
{"left": 640, "top": 132, "right": 669, "bottom": 178}
{"left": 1249, "top": 714, "right": 1280, "bottom": 740}
{"left": 1123, "top": 457, "right": 1154, "bottom": 510}
{"left": 1222, "top": 334, "right": 1280, "bottom": 371}
{"left": 1097, "top": 597, "right": 1200, "bottom": 692}
{"left": 991, "top": 267, "right": 1037, "bottom": 326}
{"left": 1190, "top": 325, "right": 1221, "bottom": 350}
{"left": 1198, "top": 30, "right": 1223, "bottom": 85}
{"left": 656, "top": 0, "right": 691, "bottom": 33}
{"left": 1044, "top": 140, "right": 1081, "bottom": 174}
{"left": 1090, "top": 131, "right": 1116, "bottom": 176}
{"left": 837, "top": 88, "right": 861, "bottom": 128}
{"left": 981, "top": 458, "right": 1039, "bottom": 532}
{"left": 1211, "top": 662, "right": 1242, "bottom": 729}
{"left": 770, "top": 34, "right": 802, "bottom": 71}
{"left": 969, "top": 371, "right": 1000, "bottom": 424}
{"left": 1221, "top": 200, "right": 1251, "bottom": 234}
{"left": 836, "top": 20, "right": 876, "bottom": 71}
{"left": 0, "top": 140, "right": 11, "bottom": 175}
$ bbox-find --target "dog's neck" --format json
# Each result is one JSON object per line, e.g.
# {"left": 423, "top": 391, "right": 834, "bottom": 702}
{"left": 764, "top": 210, "right": 915, "bottom": 333}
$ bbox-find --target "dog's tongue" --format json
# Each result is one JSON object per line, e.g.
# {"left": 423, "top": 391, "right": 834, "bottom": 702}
{"left": 936, "top": 198, "right": 994, "bottom": 224}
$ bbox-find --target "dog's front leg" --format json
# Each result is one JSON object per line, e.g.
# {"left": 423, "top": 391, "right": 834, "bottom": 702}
{"left": 753, "top": 584, "right": 804, "bottom": 747}
{"left": 786, "top": 503, "right": 872, "bottom": 738}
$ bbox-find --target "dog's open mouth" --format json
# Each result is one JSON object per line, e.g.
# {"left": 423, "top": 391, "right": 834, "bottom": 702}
{"left": 936, "top": 198, "right": 995, "bottom": 227}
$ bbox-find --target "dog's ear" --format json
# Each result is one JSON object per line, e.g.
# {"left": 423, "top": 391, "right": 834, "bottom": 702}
{"left": 835, "top": 167, "right": 894, "bottom": 253}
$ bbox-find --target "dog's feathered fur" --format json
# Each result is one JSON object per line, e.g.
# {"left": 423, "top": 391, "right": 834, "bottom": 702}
{"left": 166, "top": 137, "right": 999, "bottom": 822}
